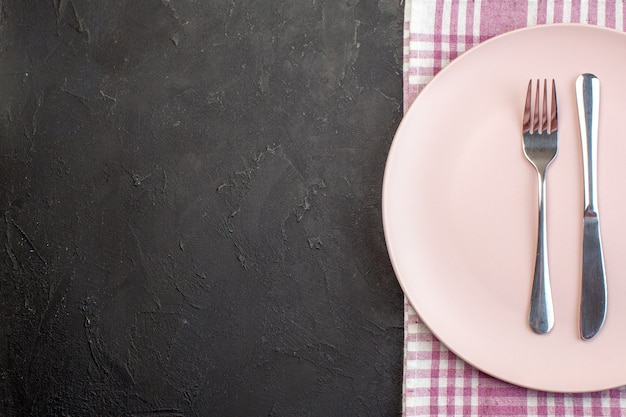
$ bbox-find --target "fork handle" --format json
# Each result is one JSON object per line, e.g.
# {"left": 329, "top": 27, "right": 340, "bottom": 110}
{"left": 529, "top": 171, "right": 554, "bottom": 334}
{"left": 576, "top": 73, "right": 607, "bottom": 340}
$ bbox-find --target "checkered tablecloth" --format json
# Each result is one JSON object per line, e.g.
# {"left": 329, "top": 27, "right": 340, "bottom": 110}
{"left": 403, "top": 1, "right": 626, "bottom": 416}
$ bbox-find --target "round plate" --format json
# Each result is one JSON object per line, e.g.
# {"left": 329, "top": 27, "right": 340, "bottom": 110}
{"left": 383, "top": 24, "right": 626, "bottom": 392}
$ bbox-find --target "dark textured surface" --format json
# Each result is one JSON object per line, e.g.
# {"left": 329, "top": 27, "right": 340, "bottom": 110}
{"left": 0, "top": 0, "right": 404, "bottom": 415}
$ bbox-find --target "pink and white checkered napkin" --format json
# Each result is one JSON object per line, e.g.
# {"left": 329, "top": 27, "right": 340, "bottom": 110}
{"left": 402, "top": 1, "right": 626, "bottom": 416}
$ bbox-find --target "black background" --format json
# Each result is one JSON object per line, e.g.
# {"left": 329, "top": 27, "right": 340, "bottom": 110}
{"left": 0, "top": 0, "right": 404, "bottom": 415}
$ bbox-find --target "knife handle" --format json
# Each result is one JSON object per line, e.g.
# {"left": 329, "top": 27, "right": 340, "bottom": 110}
{"left": 576, "top": 73, "right": 607, "bottom": 340}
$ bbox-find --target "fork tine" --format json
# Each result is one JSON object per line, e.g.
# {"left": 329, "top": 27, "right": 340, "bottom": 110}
{"left": 541, "top": 79, "right": 548, "bottom": 133}
{"left": 523, "top": 80, "right": 532, "bottom": 133}
{"left": 533, "top": 79, "right": 540, "bottom": 133}
{"left": 550, "top": 79, "right": 558, "bottom": 133}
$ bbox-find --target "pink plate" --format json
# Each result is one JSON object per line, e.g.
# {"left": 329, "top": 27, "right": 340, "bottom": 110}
{"left": 383, "top": 24, "right": 626, "bottom": 392}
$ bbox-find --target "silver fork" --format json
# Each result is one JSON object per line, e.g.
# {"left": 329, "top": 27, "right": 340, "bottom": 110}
{"left": 522, "top": 79, "right": 558, "bottom": 334}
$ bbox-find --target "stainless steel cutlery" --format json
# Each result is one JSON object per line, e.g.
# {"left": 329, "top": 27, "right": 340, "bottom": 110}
{"left": 575, "top": 73, "right": 607, "bottom": 340}
{"left": 521, "top": 75, "right": 607, "bottom": 339}
{"left": 522, "top": 79, "right": 558, "bottom": 335}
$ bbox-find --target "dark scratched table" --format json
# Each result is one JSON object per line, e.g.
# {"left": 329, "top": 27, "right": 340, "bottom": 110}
{"left": 0, "top": 1, "right": 404, "bottom": 415}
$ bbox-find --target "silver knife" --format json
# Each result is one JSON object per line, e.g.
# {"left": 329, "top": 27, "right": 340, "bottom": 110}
{"left": 575, "top": 73, "right": 607, "bottom": 340}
